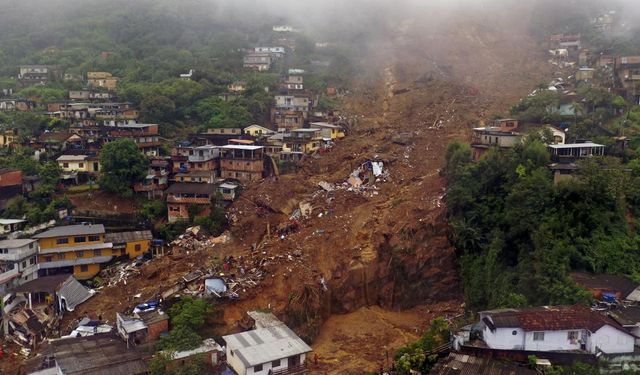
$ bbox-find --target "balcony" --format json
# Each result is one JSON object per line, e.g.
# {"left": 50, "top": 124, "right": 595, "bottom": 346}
{"left": 188, "top": 154, "right": 216, "bottom": 162}
{"left": 38, "top": 255, "right": 114, "bottom": 269}
{"left": 0, "top": 249, "right": 38, "bottom": 262}
{"left": 0, "top": 267, "right": 19, "bottom": 284}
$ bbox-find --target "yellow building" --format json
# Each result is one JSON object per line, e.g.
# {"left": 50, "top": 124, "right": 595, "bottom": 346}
{"left": 105, "top": 230, "right": 152, "bottom": 259}
{"left": 0, "top": 128, "right": 19, "bottom": 146}
{"left": 282, "top": 129, "right": 323, "bottom": 154}
{"left": 244, "top": 124, "right": 275, "bottom": 137}
{"left": 33, "top": 224, "right": 114, "bottom": 280}
{"left": 309, "top": 122, "right": 346, "bottom": 140}
{"left": 56, "top": 154, "right": 101, "bottom": 173}
{"left": 87, "top": 71, "right": 119, "bottom": 91}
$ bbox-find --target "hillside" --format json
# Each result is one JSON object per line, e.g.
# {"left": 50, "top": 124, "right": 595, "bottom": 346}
{"left": 37, "top": 3, "right": 555, "bottom": 374}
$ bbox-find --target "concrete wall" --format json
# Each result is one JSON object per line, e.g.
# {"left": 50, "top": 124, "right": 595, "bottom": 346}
{"left": 590, "top": 325, "right": 635, "bottom": 354}
{"left": 226, "top": 347, "right": 305, "bottom": 375}
{"left": 484, "top": 327, "right": 525, "bottom": 350}
{"left": 523, "top": 330, "right": 583, "bottom": 352}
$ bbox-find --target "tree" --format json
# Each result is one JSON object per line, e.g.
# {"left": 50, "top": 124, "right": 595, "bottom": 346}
{"left": 394, "top": 317, "right": 451, "bottom": 375}
{"left": 158, "top": 297, "right": 214, "bottom": 351}
{"left": 99, "top": 139, "right": 148, "bottom": 197}
{"left": 141, "top": 95, "right": 176, "bottom": 123}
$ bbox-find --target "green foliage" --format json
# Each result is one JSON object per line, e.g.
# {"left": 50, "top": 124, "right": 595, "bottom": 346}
{"left": 158, "top": 297, "right": 213, "bottom": 352}
{"left": 192, "top": 97, "right": 252, "bottom": 129}
{"left": 17, "top": 86, "right": 67, "bottom": 102}
{"left": 168, "top": 297, "right": 210, "bottom": 330}
{"left": 99, "top": 139, "right": 148, "bottom": 197}
{"left": 149, "top": 352, "right": 207, "bottom": 375}
{"left": 444, "top": 137, "right": 640, "bottom": 310}
{"left": 544, "top": 363, "right": 601, "bottom": 375}
{"left": 141, "top": 95, "right": 176, "bottom": 123}
{"left": 510, "top": 90, "right": 562, "bottom": 124}
{"left": 394, "top": 317, "right": 450, "bottom": 375}
{"left": 0, "top": 147, "right": 40, "bottom": 175}
{"left": 140, "top": 199, "right": 167, "bottom": 222}
{"left": 158, "top": 325, "right": 202, "bottom": 352}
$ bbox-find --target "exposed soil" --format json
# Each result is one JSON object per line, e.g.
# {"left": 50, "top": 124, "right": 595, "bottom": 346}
{"left": 11, "top": 5, "right": 556, "bottom": 375}
{"left": 65, "top": 189, "right": 140, "bottom": 215}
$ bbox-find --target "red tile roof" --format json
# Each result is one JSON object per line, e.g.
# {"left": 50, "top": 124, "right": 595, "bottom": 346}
{"left": 486, "top": 305, "right": 628, "bottom": 334}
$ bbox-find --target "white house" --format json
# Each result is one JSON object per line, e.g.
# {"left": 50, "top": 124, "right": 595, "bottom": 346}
{"left": 0, "top": 239, "right": 39, "bottom": 295}
{"left": 222, "top": 313, "right": 312, "bottom": 375}
{"left": 0, "top": 219, "right": 26, "bottom": 236}
{"left": 480, "top": 305, "right": 635, "bottom": 354}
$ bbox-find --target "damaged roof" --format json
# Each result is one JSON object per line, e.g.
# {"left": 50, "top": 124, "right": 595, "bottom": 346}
{"left": 13, "top": 274, "right": 73, "bottom": 293}
{"left": 570, "top": 272, "right": 639, "bottom": 298}
{"left": 430, "top": 353, "right": 538, "bottom": 375}
{"left": 13, "top": 274, "right": 94, "bottom": 311}
{"left": 52, "top": 333, "right": 148, "bottom": 375}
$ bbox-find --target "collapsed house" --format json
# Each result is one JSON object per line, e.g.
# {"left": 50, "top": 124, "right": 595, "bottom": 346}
{"left": 3, "top": 274, "right": 94, "bottom": 350}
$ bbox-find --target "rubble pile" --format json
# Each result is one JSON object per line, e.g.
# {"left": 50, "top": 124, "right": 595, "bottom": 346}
{"left": 102, "top": 261, "right": 144, "bottom": 288}
{"left": 3, "top": 303, "right": 57, "bottom": 356}
{"left": 169, "top": 226, "right": 229, "bottom": 254}
{"left": 317, "top": 159, "right": 390, "bottom": 197}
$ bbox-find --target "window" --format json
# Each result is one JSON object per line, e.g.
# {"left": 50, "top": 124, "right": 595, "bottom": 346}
{"left": 512, "top": 330, "right": 518, "bottom": 336}
{"left": 94, "top": 249, "right": 101, "bottom": 256}
{"left": 272, "top": 359, "right": 281, "bottom": 367}
{"left": 135, "top": 244, "right": 141, "bottom": 251}
{"left": 88, "top": 235, "right": 100, "bottom": 242}
{"left": 568, "top": 331, "right": 579, "bottom": 341}
{"left": 254, "top": 364, "right": 263, "bottom": 372}
{"left": 74, "top": 236, "right": 86, "bottom": 243}
{"left": 533, "top": 332, "right": 545, "bottom": 341}
{"left": 63, "top": 162, "right": 69, "bottom": 168}
{"left": 80, "top": 265, "right": 89, "bottom": 272}
{"left": 29, "top": 257, "right": 35, "bottom": 265}
{"left": 56, "top": 238, "right": 69, "bottom": 245}
{"left": 78, "top": 163, "right": 84, "bottom": 168}
{"left": 22, "top": 261, "right": 26, "bottom": 268}
{"left": 45, "top": 256, "right": 52, "bottom": 262}
{"left": 75, "top": 251, "right": 84, "bottom": 258}
{"left": 59, "top": 253, "right": 65, "bottom": 260}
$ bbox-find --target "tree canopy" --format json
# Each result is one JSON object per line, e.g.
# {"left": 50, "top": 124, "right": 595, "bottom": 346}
{"left": 444, "top": 137, "right": 640, "bottom": 311}
{"left": 98, "top": 138, "right": 148, "bottom": 197}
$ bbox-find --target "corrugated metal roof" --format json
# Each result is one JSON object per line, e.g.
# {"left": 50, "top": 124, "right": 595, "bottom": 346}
{"left": 59, "top": 277, "right": 94, "bottom": 312}
{"left": 223, "top": 324, "right": 312, "bottom": 367}
{"left": 105, "top": 230, "right": 152, "bottom": 244}
{"left": 0, "top": 239, "right": 36, "bottom": 248}
{"left": 431, "top": 353, "right": 538, "bottom": 374}
{"left": 52, "top": 333, "right": 148, "bottom": 375}
{"left": 33, "top": 224, "right": 105, "bottom": 239}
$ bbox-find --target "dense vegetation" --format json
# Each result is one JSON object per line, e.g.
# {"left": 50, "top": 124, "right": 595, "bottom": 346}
{"left": 444, "top": 137, "right": 640, "bottom": 310}
{"left": 0, "top": 0, "right": 359, "bottom": 138}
